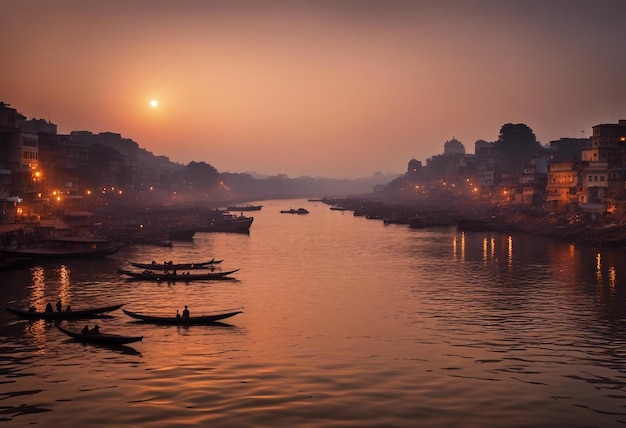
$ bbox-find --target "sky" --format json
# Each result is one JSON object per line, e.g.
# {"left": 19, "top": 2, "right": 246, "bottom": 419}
{"left": 2, "top": 0, "right": 626, "bottom": 179}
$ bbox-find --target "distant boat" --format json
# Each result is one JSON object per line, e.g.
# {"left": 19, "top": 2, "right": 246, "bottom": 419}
{"left": 0, "top": 237, "right": 124, "bottom": 260}
{"left": 330, "top": 206, "right": 346, "bottom": 211}
{"left": 226, "top": 205, "right": 263, "bottom": 211}
{"left": 198, "top": 211, "right": 253, "bottom": 233}
{"left": 167, "top": 228, "right": 197, "bottom": 241}
{"left": 280, "top": 208, "right": 309, "bottom": 214}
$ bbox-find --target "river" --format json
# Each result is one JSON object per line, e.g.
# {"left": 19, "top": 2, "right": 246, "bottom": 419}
{"left": 2, "top": 198, "right": 626, "bottom": 427}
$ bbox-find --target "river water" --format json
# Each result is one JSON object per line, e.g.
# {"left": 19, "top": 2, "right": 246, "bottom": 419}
{"left": 2, "top": 198, "right": 626, "bottom": 427}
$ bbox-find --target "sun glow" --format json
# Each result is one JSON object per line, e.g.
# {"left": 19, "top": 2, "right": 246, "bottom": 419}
{"left": 150, "top": 99, "right": 158, "bottom": 108}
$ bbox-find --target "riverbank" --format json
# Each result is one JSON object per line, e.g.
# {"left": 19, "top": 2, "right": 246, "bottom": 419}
{"left": 323, "top": 197, "right": 626, "bottom": 248}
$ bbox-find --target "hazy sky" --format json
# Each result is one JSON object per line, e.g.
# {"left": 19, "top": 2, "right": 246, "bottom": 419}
{"left": 2, "top": 0, "right": 626, "bottom": 178}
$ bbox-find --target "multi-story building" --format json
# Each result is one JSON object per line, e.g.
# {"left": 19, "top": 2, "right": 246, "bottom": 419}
{"left": 546, "top": 161, "right": 586, "bottom": 213}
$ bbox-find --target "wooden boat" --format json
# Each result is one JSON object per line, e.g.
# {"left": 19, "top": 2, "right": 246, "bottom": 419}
{"left": 56, "top": 325, "right": 143, "bottom": 345}
{"left": 168, "top": 228, "right": 197, "bottom": 240}
{"left": 0, "top": 237, "right": 124, "bottom": 260}
{"left": 280, "top": 208, "right": 309, "bottom": 214}
{"left": 122, "top": 308, "right": 243, "bottom": 325}
{"left": 128, "top": 259, "right": 223, "bottom": 271}
{"left": 5, "top": 303, "right": 124, "bottom": 320}
{"left": 117, "top": 268, "right": 239, "bottom": 281}
{"left": 226, "top": 205, "right": 262, "bottom": 211}
{"left": 0, "top": 256, "right": 32, "bottom": 271}
{"left": 198, "top": 215, "right": 254, "bottom": 233}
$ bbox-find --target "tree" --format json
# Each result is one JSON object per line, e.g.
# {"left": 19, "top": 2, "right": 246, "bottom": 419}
{"left": 494, "top": 123, "right": 542, "bottom": 169}
{"left": 180, "top": 161, "right": 221, "bottom": 191}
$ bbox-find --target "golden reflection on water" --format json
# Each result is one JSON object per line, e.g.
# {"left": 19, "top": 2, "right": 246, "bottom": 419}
{"left": 26, "top": 267, "right": 48, "bottom": 354}
{"left": 507, "top": 235, "right": 513, "bottom": 269}
{"left": 5, "top": 201, "right": 626, "bottom": 427}
{"left": 30, "top": 266, "right": 45, "bottom": 308}
{"left": 482, "top": 237, "right": 488, "bottom": 263}
{"left": 57, "top": 264, "right": 71, "bottom": 308}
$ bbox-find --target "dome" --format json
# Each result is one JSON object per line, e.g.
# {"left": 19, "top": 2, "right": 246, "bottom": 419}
{"left": 444, "top": 137, "right": 465, "bottom": 155}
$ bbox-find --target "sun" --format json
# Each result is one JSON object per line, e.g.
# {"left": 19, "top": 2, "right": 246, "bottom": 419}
{"left": 150, "top": 99, "right": 158, "bottom": 108}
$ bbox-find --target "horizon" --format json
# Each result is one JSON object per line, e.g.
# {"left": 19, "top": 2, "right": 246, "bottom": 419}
{"left": 2, "top": 0, "right": 625, "bottom": 178}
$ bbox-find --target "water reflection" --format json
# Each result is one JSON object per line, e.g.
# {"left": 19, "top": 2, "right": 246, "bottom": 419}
{"left": 4, "top": 201, "right": 626, "bottom": 427}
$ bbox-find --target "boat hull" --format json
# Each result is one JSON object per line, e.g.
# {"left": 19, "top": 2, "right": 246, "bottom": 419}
{"left": 117, "top": 268, "right": 239, "bottom": 281}
{"left": 6, "top": 304, "right": 124, "bottom": 320}
{"left": 123, "top": 308, "right": 243, "bottom": 325}
{"left": 0, "top": 241, "right": 124, "bottom": 259}
{"left": 56, "top": 325, "right": 143, "bottom": 345}
{"left": 128, "top": 259, "right": 223, "bottom": 270}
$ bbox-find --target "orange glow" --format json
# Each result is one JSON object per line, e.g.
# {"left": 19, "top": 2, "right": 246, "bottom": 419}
{"left": 3, "top": 2, "right": 625, "bottom": 178}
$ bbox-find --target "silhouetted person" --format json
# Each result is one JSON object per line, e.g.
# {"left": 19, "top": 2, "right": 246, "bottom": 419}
{"left": 45, "top": 303, "right": 53, "bottom": 313}
{"left": 89, "top": 325, "right": 100, "bottom": 334}
{"left": 81, "top": 325, "right": 89, "bottom": 335}
{"left": 182, "top": 306, "right": 189, "bottom": 318}
{"left": 66, "top": 305, "right": 71, "bottom": 312}
{"left": 29, "top": 305, "right": 36, "bottom": 312}
{"left": 56, "top": 300, "right": 62, "bottom": 312}
{"left": 176, "top": 309, "right": 181, "bottom": 319}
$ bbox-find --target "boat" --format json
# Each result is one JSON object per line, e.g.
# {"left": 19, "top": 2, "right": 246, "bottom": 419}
{"left": 122, "top": 308, "right": 243, "bottom": 325}
{"left": 6, "top": 303, "right": 124, "bottom": 320}
{"left": 280, "top": 208, "right": 309, "bottom": 214}
{"left": 56, "top": 324, "right": 143, "bottom": 345}
{"left": 226, "top": 205, "right": 263, "bottom": 211}
{"left": 117, "top": 268, "right": 239, "bottom": 281}
{"left": 0, "top": 237, "right": 124, "bottom": 260}
{"left": 199, "top": 211, "right": 253, "bottom": 233}
{"left": 0, "top": 256, "right": 32, "bottom": 271}
{"left": 168, "top": 228, "right": 197, "bottom": 240}
{"left": 128, "top": 259, "right": 223, "bottom": 271}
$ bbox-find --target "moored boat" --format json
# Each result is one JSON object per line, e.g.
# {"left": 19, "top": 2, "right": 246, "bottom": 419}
{"left": 117, "top": 268, "right": 239, "bottom": 281}
{"left": 198, "top": 211, "right": 253, "bottom": 233}
{"left": 226, "top": 205, "right": 262, "bottom": 211}
{"left": 56, "top": 324, "right": 143, "bottom": 345}
{"left": 280, "top": 208, "right": 309, "bottom": 214}
{"left": 5, "top": 303, "right": 124, "bottom": 320}
{"left": 0, "top": 237, "right": 124, "bottom": 260}
{"left": 0, "top": 256, "right": 32, "bottom": 271}
{"left": 128, "top": 259, "right": 223, "bottom": 270}
{"left": 122, "top": 308, "right": 243, "bottom": 325}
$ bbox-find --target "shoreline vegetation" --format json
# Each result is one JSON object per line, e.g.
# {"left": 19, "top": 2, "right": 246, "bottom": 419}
{"left": 323, "top": 197, "right": 626, "bottom": 248}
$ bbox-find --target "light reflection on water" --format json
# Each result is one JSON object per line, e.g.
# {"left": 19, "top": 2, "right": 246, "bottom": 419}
{"left": 2, "top": 199, "right": 626, "bottom": 426}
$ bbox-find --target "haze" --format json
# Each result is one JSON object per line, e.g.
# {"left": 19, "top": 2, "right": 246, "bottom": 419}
{"left": 2, "top": 0, "right": 625, "bottom": 178}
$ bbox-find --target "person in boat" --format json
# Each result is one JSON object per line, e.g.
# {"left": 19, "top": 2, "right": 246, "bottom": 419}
{"left": 29, "top": 305, "right": 36, "bottom": 312}
{"left": 176, "top": 309, "right": 181, "bottom": 319}
{"left": 182, "top": 306, "right": 190, "bottom": 318}
{"left": 89, "top": 324, "right": 100, "bottom": 334}
{"left": 45, "top": 303, "right": 54, "bottom": 313}
{"left": 81, "top": 325, "right": 89, "bottom": 335}
{"left": 56, "top": 300, "right": 62, "bottom": 312}
{"left": 152, "top": 260, "right": 157, "bottom": 264}
{"left": 66, "top": 305, "right": 71, "bottom": 312}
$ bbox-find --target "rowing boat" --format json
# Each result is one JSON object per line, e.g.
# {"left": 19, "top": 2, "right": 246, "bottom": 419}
{"left": 5, "top": 304, "right": 124, "bottom": 320}
{"left": 117, "top": 268, "right": 239, "bottom": 281}
{"left": 122, "top": 308, "right": 243, "bottom": 325}
{"left": 56, "top": 325, "right": 143, "bottom": 345}
{"left": 128, "top": 259, "right": 223, "bottom": 270}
